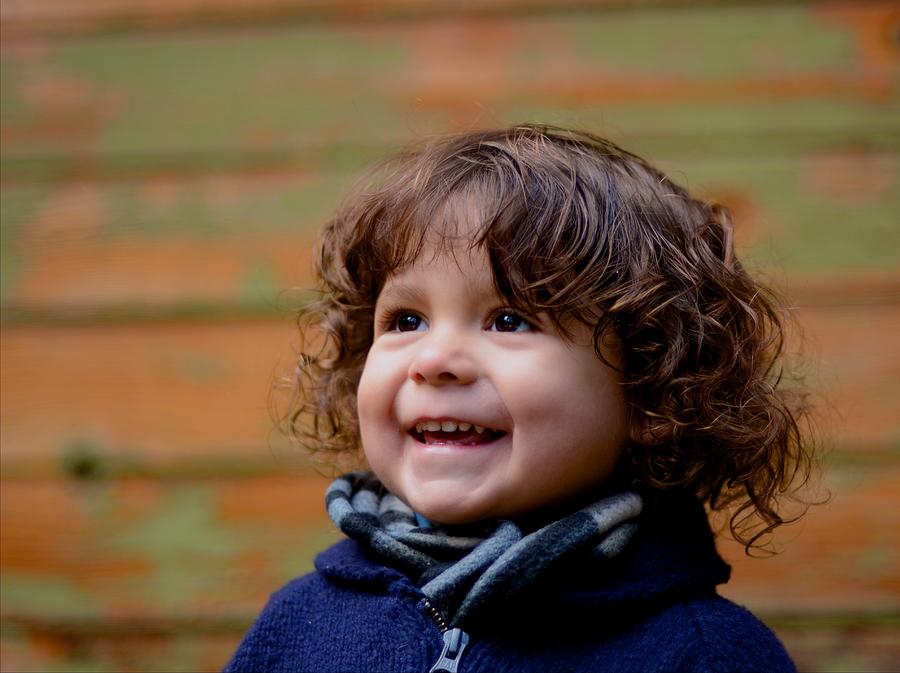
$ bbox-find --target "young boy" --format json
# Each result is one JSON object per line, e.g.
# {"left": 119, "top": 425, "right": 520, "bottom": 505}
{"left": 225, "top": 124, "right": 813, "bottom": 672}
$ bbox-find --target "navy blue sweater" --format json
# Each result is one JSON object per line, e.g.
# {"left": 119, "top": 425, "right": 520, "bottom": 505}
{"left": 225, "top": 495, "right": 795, "bottom": 672}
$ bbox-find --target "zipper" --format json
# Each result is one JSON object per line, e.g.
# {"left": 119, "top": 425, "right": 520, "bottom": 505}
{"left": 422, "top": 597, "right": 449, "bottom": 633}
{"left": 421, "top": 598, "right": 471, "bottom": 673}
{"left": 429, "top": 628, "right": 470, "bottom": 673}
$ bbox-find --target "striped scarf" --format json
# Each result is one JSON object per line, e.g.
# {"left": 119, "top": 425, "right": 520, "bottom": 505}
{"left": 326, "top": 472, "right": 643, "bottom": 629}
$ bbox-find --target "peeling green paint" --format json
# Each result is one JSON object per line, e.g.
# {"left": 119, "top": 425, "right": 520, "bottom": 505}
{"left": 37, "top": 659, "right": 113, "bottom": 673}
{"left": 858, "top": 546, "right": 897, "bottom": 580}
{"left": 106, "top": 487, "right": 251, "bottom": 609}
{"left": 0, "top": 620, "right": 27, "bottom": 640}
{"left": 39, "top": 30, "right": 407, "bottom": 156}
{"left": 654, "top": 154, "right": 900, "bottom": 274}
{"left": 0, "top": 575, "right": 101, "bottom": 617}
{"left": 2, "top": 6, "right": 897, "bottom": 671}
{"left": 263, "top": 172, "right": 348, "bottom": 230}
{"left": 0, "top": 185, "right": 51, "bottom": 300}
{"left": 2, "top": 147, "right": 895, "bottom": 315}
{"left": 504, "top": 98, "right": 900, "bottom": 151}
{"left": 3, "top": 6, "right": 892, "bottom": 163}
{"left": 87, "top": 171, "right": 350, "bottom": 240}
{"left": 0, "top": 58, "right": 38, "bottom": 128}
{"left": 104, "top": 187, "right": 225, "bottom": 239}
{"left": 275, "top": 524, "right": 341, "bottom": 579}
{"left": 239, "top": 260, "right": 280, "bottom": 304}
{"left": 570, "top": 5, "right": 856, "bottom": 79}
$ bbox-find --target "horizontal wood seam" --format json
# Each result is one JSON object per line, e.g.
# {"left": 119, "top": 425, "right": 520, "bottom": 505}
{"left": 0, "top": 444, "right": 895, "bottom": 480}
{"left": 4, "top": 133, "right": 899, "bottom": 186}
{"left": 0, "top": 0, "right": 857, "bottom": 40}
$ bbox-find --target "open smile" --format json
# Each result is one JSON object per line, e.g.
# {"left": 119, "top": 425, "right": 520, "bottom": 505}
{"left": 408, "top": 418, "right": 506, "bottom": 446}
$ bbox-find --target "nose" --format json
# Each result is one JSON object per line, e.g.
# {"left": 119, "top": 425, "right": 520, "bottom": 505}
{"left": 408, "top": 333, "right": 478, "bottom": 386}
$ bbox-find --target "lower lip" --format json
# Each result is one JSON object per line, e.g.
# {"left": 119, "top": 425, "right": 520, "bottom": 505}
{"left": 412, "top": 432, "right": 507, "bottom": 452}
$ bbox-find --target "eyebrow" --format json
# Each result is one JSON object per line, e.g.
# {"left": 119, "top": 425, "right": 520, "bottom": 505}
{"left": 375, "top": 281, "right": 428, "bottom": 309}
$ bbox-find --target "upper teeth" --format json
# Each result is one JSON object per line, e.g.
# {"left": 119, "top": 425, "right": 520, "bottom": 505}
{"left": 415, "top": 421, "right": 487, "bottom": 434}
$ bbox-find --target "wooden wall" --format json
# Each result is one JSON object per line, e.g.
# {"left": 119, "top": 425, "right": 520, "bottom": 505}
{"left": 2, "top": 1, "right": 898, "bottom": 670}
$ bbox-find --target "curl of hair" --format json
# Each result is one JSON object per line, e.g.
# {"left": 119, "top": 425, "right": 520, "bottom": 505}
{"left": 285, "top": 124, "right": 816, "bottom": 551}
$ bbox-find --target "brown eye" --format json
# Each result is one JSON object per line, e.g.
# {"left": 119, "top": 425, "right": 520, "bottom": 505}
{"left": 395, "top": 312, "right": 425, "bottom": 332}
{"left": 490, "top": 311, "right": 531, "bottom": 333}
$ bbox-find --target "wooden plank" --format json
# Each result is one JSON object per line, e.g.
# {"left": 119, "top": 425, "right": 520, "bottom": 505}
{"left": 774, "top": 621, "right": 900, "bottom": 673}
{"left": 795, "top": 303, "right": 900, "bottom": 455}
{"left": 1, "top": 302, "right": 897, "bottom": 472}
{"left": 656, "top": 152, "right": 900, "bottom": 278}
{"left": 0, "top": 170, "right": 335, "bottom": 310}
{"left": 1, "top": 463, "right": 897, "bottom": 671}
{"left": 0, "top": 628, "right": 241, "bottom": 673}
{"left": 718, "top": 462, "right": 900, "bottom": 614}
{"left": 0, "top": 319, "right": 303, "bottom": 470}
{"left": 1, "top": 618, "right": 896, "bottom": 673}
{"left": 2, "top": 4, "right": 896, "bottom": 176}
{"left": 0, "top": 474, "right": 339, "bottom": 619}
{"left": 0, "top": 0, "right": 891, "bottom": 38}
{"left": 3, "top": 152, "right": 898, "bottom": 313}
{"left": 3, "top": 618, "right": 896, "bottom": 673}
{"left": 1, "top": 464, "right": 896, "bottom": 621}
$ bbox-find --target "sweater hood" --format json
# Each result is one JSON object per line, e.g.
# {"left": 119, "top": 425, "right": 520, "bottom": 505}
{"left": 315, "top": 491, "right": 730, "bottom": 631}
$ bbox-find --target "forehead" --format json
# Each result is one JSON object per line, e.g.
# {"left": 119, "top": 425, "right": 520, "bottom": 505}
{"left": 379, "top": 241, "right": 495, "bottom": 301}
{"left": 377, "top": 185, "right": 495, "bottom": 284}
{"left": 418, "top": 185, "right": 491, "bottom": 248}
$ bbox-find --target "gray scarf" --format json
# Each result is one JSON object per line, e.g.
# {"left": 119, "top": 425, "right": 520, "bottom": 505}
{"left": 326, "top": 472, "right": 643, "bottom": 629}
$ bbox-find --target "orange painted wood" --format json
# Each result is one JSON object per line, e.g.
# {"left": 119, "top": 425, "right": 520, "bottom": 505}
{"left": 2, "top": 300, "right": 897, "bottom": 471}
{"left": 4, "top": 618, "right": 895, "bottom": 673}
{"left": 0, "top": 319, "right": 304, "bottom": 469}
{"left": 2, "top": 4, "right": 895, "bottom": 167}
{"left": 6, "top": 618, "right": 894, "bottom": 673}
{"left": 2, "top": 159, "right": 898, "bottom": 310}
{"left": 0, "top": 474, "right": 337, "bottom": 619}
{"left": 1, "top": 464, "right": 896, "bottom": 622}
{"left": 0, "top": 627, "right": 242, "bottom": 672}
{"left": 795, "top": 301, "right": 900, "bottom": 454}
{"left": 1, "top": 171, "right": 329, "bottom": 310}
{"left": 2, "top": 3, "right": 896, "bottom": 671}
{"left": 2, "top": 0, "right": 888, "bottom": 37}
{"left": 718, "top": 462, "right": 900, "bottom": 614}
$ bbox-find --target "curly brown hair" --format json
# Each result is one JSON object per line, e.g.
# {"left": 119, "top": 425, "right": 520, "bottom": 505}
{"left": 287, "top": 124, "right": 815, "bottom": 550}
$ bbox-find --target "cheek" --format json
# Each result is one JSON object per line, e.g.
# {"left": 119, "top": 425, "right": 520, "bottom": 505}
{"left": 512, "top": 353, "right": 627, "bottom": 442}
{"left": 357, "top": 350, "right": 403, "bottom": 429}
{"left": 356, "top": 366, "right": 383, "bottom": 429}
{"left": 356, "top": 368, "right": 389, "bottom": 470}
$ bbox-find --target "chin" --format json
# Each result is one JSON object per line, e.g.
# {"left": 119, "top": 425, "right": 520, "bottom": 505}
{"left": 411, "top": 494, "right": 494, "bottom": 526}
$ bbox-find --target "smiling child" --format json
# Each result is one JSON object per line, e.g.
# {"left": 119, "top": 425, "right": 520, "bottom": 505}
{"left": 225, "top": 124, "right": 814, "bottom": 672}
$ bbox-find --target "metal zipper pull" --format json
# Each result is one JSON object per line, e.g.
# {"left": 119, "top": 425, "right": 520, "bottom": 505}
{"left": 429, "top": 627, "right": 470, "bottom": 673}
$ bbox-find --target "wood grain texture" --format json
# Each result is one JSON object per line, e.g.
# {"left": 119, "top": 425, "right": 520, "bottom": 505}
{"left": 1, "top": 302, "right": 897, "bottom": 471}
{"left": 718, "top": 463, "right": 900, "bottom": 614}
{"left": 2, "top": 4, "right": 896, "bottom": 174}
{"left": 0, "top": 464, "right": 896, "bottom": 670}
{"left": 3, "top": 0, "right": 895, "bottom": 38}
{"left": 2, "top": 153, "right": 897, "bottom": 312}
{"left": 1, "top": 465, "right": 895, "bottom": 619}
{"left": 1, "top": 2, "right": 897, "bottom": 671}
{"left": 0, "top": 319, "right": 300, "bottom": 470}
{"left": 0, "top": 474, "right": 337, "bottom": 619}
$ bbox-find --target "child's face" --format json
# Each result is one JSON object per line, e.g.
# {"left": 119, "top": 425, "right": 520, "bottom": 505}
{"left": 357, "top": 244, "right": 630, "bottom": 524}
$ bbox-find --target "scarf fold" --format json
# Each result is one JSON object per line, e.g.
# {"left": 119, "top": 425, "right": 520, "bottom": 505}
{"left": 326, "top": 472, "right": 643, "bottom": 628}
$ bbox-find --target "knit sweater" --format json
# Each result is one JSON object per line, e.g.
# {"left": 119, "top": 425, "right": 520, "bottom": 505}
{"left": 224, "top": 493, "right": 795, "bottom": 672}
